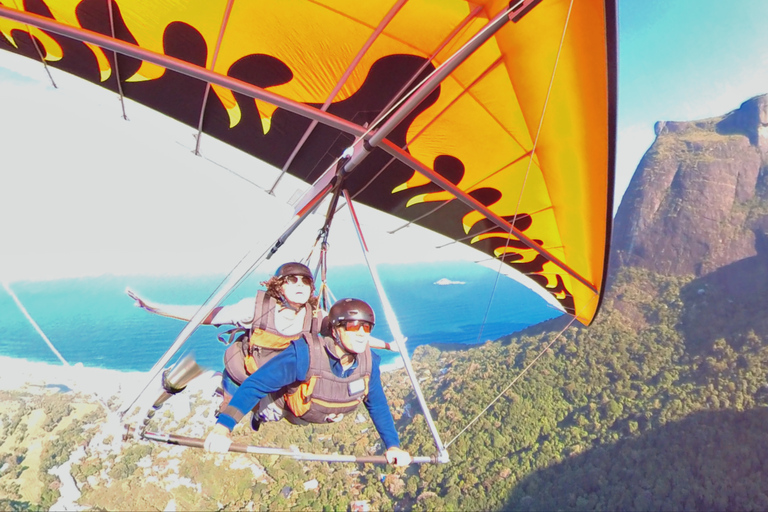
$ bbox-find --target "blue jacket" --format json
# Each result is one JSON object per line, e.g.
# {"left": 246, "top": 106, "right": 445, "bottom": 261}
{"left": 216, "top": 336, "right": 401, "bottom": 449}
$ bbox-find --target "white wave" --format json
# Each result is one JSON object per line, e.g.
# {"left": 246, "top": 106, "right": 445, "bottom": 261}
{"left": 434, "top": 278, "right": 466, "bottom": 286}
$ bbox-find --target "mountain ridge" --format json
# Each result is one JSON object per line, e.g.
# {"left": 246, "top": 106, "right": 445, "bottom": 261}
{"left": 611, "top": 94, "right": 768, "bottom": 280}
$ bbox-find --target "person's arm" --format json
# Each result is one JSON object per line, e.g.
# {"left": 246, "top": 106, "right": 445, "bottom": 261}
{"left": 364, "top": 353, "right": 412, "bottom": 466}
{"left": 216, "top": 340, "right": 306, "bottom": 429}
{"left": 127, "top": 288, "right": 254, "bottom": 326}
{"left": 205, "top": 338, "right": 312, "bottom": 453}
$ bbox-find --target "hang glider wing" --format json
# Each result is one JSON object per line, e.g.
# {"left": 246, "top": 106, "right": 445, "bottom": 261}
{"left": 0, "top": 0, "right": 616, "bottom": 325}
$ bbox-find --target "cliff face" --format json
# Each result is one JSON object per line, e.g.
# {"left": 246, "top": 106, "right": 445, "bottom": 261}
{"left": 612, "top": 95, "right": 768, "bottom": 278}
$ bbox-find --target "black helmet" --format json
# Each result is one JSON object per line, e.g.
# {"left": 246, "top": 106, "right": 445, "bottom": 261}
{"left": 275, "top": 262, "right": 313, "bottom": 281}
{"left": 328, "top": 298, "right": 375, "bottom": 327}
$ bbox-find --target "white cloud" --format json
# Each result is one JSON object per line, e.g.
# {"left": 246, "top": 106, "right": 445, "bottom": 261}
{"left": 0, "top": 52, "right": 482, "bottom": 282}
{"left": 614, "top": 123, "right": 656, "bottom": 213}
{"left": 0, "top": 51, "right": 560, "bottom": 314}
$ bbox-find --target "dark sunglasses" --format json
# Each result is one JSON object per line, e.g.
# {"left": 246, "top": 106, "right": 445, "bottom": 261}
{"left": 344, "top": 320, "right": 372, "bottom": 333}
{"left": 283, "top": 275, "right": 312, "bottom": 286}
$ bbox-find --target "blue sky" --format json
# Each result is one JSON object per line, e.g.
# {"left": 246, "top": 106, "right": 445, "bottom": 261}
{"left": 615, "top": 0, "right": 768, "bottom": 208}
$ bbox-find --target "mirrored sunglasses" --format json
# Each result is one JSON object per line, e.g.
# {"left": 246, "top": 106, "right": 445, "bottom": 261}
{"left": 284, "top": 275, "right": 312, "bottom": 286}
{"left": 344, "top": 320, "right": 372, "bottom": 333}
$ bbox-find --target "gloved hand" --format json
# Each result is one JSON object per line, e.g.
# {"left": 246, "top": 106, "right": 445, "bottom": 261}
{"left": 204, "top": 424, "right": 233, "bottom": 453}
{"left": 388, "top": 337, "right": 407, "bottom": 353}
{"left": 325, "top": 413, "right": 344, "bottom": 423}
{"left": 385, "top": 446, "right": 412, "bottom": 467}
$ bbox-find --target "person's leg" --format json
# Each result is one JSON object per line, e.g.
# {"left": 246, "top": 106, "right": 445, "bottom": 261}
{"left": 215, "top": 369, "right": 240, "bottom": 416}
{"left": 250, "top": 394, "right": 309, "bottom": 430}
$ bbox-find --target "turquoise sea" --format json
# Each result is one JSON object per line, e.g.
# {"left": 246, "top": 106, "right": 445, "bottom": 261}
{"left": 0, "top": 262, "right": 562, "bottom": 372}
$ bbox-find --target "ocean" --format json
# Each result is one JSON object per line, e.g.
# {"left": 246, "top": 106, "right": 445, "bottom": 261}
{"left": 0, "top": 261, "right": 562, "bottom": 372}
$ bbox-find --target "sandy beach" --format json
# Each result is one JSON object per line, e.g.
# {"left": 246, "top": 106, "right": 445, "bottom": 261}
{"left": 0, "top": 352, "right": 406, "bottom": 399}
{"left": 0, "top": 356, "right": 150, "bottom": 399}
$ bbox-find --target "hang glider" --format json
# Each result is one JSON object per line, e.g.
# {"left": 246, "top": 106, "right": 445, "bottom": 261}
{"left": 0, "top": 0, "right": 617, "bottom": 326}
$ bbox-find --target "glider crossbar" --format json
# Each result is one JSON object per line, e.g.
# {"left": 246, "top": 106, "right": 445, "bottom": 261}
{"left": 0, "top": 4, "right": 591, "bottom": 294}
{"left": 140, "top": 430, "right": 438, "bottom": 464}
{"left": 343, "top": 190, "right": 449, "bottom": 464}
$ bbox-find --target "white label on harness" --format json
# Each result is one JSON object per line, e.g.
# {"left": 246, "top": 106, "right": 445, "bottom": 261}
{"left": 348, "top": 378, "right": 366, "bottom": 395}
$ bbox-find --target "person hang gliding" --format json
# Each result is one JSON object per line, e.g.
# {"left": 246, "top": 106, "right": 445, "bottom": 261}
{"left": 203, "top": 297, "right": 412, "bottom": 467}
{"left": 127, "top": 263, "right": 400, "bottom": 415}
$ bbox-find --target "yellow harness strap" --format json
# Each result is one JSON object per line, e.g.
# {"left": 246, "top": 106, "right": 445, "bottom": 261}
{"left": 244, "top": 329, "right": 294, "bottom": 374}
{"left": 285, "top": 375, "right": 318, "bottom": 417}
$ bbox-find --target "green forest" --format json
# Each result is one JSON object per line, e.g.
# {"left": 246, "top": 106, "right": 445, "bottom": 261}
{"left": 3, "top": 262, "right": 768, "bottom": 511}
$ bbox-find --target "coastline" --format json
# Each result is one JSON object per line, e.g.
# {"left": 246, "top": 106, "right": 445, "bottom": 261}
{"left": 0, "top": 350, "right": 407, "bottom": 401}
{"left": 0, "top": 355, "right": 149, "bottom": 400}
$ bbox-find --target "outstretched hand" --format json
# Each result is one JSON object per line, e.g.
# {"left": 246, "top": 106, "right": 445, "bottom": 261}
{"left": 385, "top": 446, "right": 412, "bottom": 467}
{"left": 388, "top": 337, "right": 407, "bottom": 353}
{"left": 126, "top": 288, "right": 152, "bottom": 312}
{"left": 204, "top": 424, "right": 233, "bottom": 453}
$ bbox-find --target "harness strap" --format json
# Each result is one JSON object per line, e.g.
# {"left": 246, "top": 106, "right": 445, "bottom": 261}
{"left": 223, "top": 291, "right": 324, "bottom": 381}
{"left": 283, "top": 335, "right": 372, "bottom": 420}
{"left": 218, "top": 327, "right": 247, "bottom": 345}
{"left": 255, "top": 290, "right": 271, "bottom": 332}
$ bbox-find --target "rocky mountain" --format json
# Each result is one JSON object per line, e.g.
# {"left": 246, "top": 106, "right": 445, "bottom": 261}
{"left": 612, "top": 94, "right": 768, "bottom": 278}
{"left": 606, "top": 94, "right": 768, "bottom": 338}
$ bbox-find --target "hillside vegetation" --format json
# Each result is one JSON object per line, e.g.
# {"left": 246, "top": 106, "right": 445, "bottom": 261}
{"left": 3, "top": 264, "right": 768, "bottom": 511}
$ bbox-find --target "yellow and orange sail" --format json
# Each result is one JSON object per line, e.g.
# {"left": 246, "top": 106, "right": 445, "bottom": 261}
{"left": 0, "top": 0, "right": 616, "bottom": 324}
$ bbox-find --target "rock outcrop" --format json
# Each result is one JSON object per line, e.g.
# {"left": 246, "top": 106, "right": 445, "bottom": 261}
{"left": 612, "top": 94, "right": 768, "bottom": 278}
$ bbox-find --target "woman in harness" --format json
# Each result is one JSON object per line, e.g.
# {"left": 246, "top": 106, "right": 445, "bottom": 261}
{"left": 128, "top": 262, "right": 395, "bottom": 412}
{"left": 129, "top": 262, "right": 320, "bottom": 410}
{"left": 203, "top": 298, "right": 412, "bottom": 467}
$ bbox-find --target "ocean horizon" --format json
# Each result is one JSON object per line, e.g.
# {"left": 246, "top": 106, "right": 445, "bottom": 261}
{"left": 1, "top": 261, "right": 562, "bottom": 374}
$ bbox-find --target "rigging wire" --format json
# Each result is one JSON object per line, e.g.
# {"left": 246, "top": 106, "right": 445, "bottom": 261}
{"left": 473, "top": 0, "right": 575, "bottom": 345}
{"left": 442, "top": 0, "right": 584, "bottom": 448}
{"left": 106, "top": 0, "right": 128, "bottom": 120}
{"left": 3, "top": 281, "right": 69, "bottom": 367}
{"left": 445, "top": 292, "right": 597, "bottom": 449}
{"left": 2, "top": 280, "right": 114, "bottom": 413}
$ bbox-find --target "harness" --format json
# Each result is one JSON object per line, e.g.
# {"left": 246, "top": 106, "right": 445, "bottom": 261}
{"left": 283, "top": 336, "right": 372, "bottom": 423}
{"left": 221, "top": 290, "right": 321, "bottom": 386}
